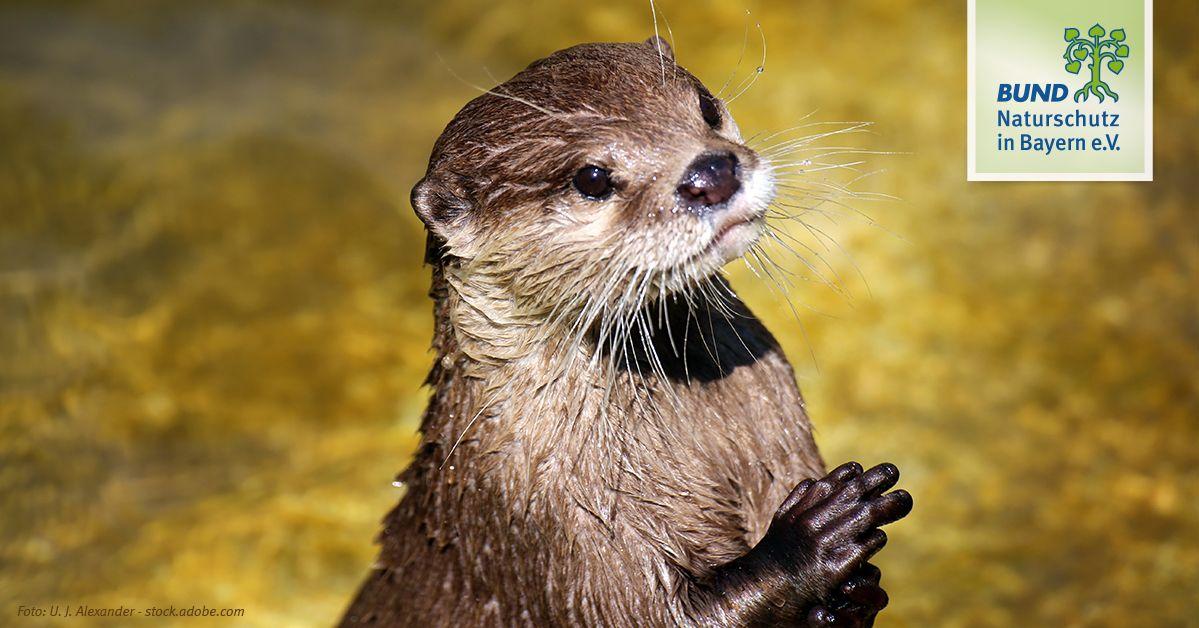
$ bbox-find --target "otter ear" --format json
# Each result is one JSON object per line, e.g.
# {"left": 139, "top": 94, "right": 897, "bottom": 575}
{"left": 411, "top": 172, "right": 473, "bottom": 241}
{"left": 644, "top": 35, "right": 675, "bottom": 61}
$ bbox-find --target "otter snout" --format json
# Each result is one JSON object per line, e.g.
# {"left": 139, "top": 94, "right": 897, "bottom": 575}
{"left": 677, "top": 152, "right": 740, "bottom": 210}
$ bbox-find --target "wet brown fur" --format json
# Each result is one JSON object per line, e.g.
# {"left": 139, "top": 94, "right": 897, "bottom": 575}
{"left": 342, "top": 40, "right": 832, "bottom": 627}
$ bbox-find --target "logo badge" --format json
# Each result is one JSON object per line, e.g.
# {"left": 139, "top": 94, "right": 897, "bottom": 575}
{"left": 968, "top": 0, "right": 1153, "bottom": 181}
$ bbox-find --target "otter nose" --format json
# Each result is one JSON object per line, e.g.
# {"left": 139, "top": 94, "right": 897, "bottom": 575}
{"left": 677, "top": 152, "right": 740, "bottom": 210}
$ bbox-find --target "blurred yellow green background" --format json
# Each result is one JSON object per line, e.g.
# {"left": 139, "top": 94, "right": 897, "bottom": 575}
{"left": 2, "top": 1, "right": 1196, "bottom": 626}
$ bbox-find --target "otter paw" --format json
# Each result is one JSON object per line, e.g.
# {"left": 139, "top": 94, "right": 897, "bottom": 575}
{"left": 805, "top": 562, "right": 887, "bottom": 627}
{"left": 762, "top": 461, "right": 912, "bottom": 607}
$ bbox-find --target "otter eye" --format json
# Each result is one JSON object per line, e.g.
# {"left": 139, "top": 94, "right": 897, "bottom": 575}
{"left": 698, "top": 87, "right": 721, "bottom": 129}
{"left": 572, "top": 165, "right": 614, "bottom": 199}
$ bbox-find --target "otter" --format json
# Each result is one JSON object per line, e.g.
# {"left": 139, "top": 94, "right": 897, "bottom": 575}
{"left": 341, "top": 38, "right": 912, "bottom": 627}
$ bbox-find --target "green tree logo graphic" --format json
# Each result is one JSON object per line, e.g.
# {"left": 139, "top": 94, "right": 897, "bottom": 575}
{"left": 1063, "top": 23, "right": 1130, "bottom": 103}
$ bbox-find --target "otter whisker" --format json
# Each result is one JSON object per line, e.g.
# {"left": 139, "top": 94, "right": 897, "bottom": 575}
{"left": 648, "top": 0, "right": 667, "bottom": 86}
{"left": 759, "top": 123, "right": 876, "bottom": 157}
{"left": 655, "top": 271, "right": 677, "bottom": 351}
{"left": 746, "top": 244, "right": 792, "bottom": 293}
{"left": 548, "top": 258, "right": 630, "bottom": 381}
{"left": 772, "top": 182, "right": 895, "bottom": 203}
{"left": 800, "top": 149, "right": 909, "bottom": 161}
{"left": 723, "top": 18, "right": 767, "bottom": 105}
{"left": 788, "top": 218, "right": 874, "bottom": 299}
{"left": 772, "top": 185, "right": 868, "bottom": 204}
{"left": 441, "top": 388, "right": 503, "bottom": 469}
{"left": 761, "top": 119, "right": 875, "bottom": 142}
{"left": 754, "top": 237, "right": 802, "bottom": 284}
{"left": 716, "top": 9, "right": 754, "bottom": 98}
{"left": 762, "top": 137, "right": 900, "bottom": 315}
{"left": 765, "top": 217, "right": 841, "bottom": 273}
{"left": 770, "top": 160, "right": 869, "bottom": 175}
{"left": 679, "top": 290, "right": 694, "bottom": 386}
{"left": 702, "top": 279, "right": 741, "bottom": 321}
{"left": 774, "top": 188, "right": 899, "bottom": 233}
{"left": 597, "top": 265, "right": 647, "bottom": 379}
{"left": 771, "top": 197, "right": 892, "bottom": 232}
{"left": 679, "top": 280, "right": 721, "bottom": 369}
{"left": 704, "top": 276, "right": 758, "bottom": 361}
{"left": 772, "top": 166, "right": 874, "bottom": 182}
{"left": 759, "top": 131, "right": 872, "bottom": 157}
{"left": 764, "top": 144, "right": 873, "bottom": 156}
{"left": 746, "top": 242, "right": 821, "bottom": 370}
{"left": 662, "top": 265, "right": 699, "bottom": 386}
{"left": 635, "top": 307, "right": 681, "bottom": 407}
{"left": 709, "top": 274, "right": 746, "bottom": 312}
{"left": 764, "top": 148, "right": 897, "bottom": 167}
{"left": 657, "top": 291, "right": 680, "bottom": 361}
{"left": 761, "top": 226, "right": 851, "bottom": 300}
{"left": 660, "top": 12, "right": 680, "bottom": 83}
{"left": 436, "top": 53, "right": 565, "bottom": 119}
{"left": 744, "top": 111, "right": 823, "bottom": 147}
{"left": 760, "top": 127, "right": 875, "bottom": 156}
{"left": 773, "top": 190, "right": 869, "bottom": 215}
{"left": 580, "top": 260, "right": 634, "bottom": 352}
{"left": 632, "top": 280, "right": 683, "bottom": 401}
{"left": 738, "top": 250, "right": 767, "bottom": 279}
{"left": 701, "top": 298, "right": 722, "bottom": 370}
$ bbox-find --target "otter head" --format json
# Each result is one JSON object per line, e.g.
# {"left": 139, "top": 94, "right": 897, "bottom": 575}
{"left": 415, "top": 38, "right": 774, "bottom": 355}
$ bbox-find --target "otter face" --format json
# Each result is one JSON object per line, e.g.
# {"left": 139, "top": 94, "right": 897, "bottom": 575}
{"left": 414, "top": 38, "right": 774, "bottom": 327}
